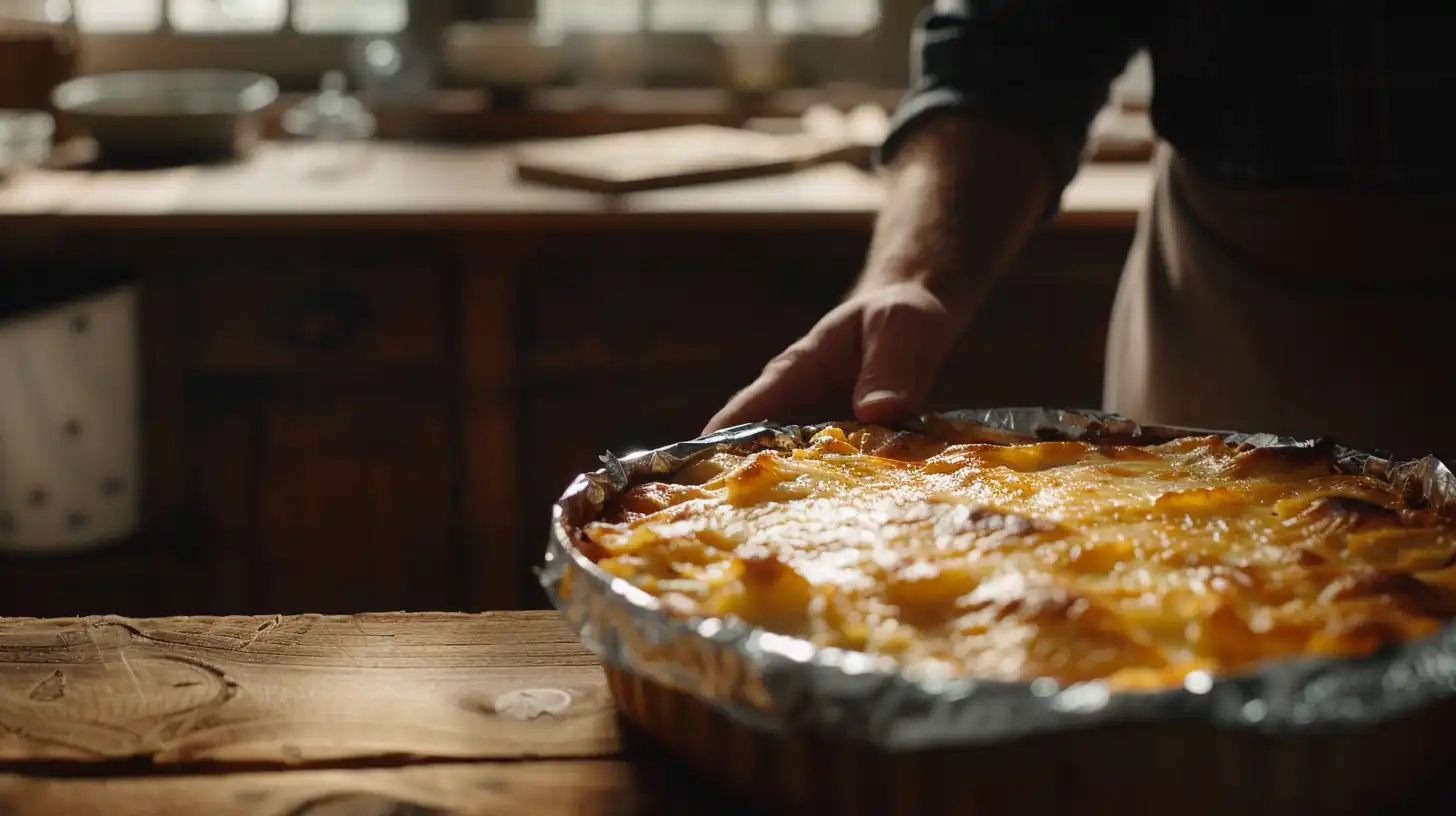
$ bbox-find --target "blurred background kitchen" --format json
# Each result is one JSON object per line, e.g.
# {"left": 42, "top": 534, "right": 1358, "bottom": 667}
{"left": 0, "top": 0, "right": 1153, "bottom": 617}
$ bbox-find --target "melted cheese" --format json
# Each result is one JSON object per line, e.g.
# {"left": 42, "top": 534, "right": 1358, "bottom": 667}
{"left": 579, "top": 424, "right": 1456, "bottom": 690}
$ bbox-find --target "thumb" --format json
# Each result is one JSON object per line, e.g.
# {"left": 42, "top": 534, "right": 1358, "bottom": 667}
{"left": 853, "top": 307, "right": 936, "bottom": 425}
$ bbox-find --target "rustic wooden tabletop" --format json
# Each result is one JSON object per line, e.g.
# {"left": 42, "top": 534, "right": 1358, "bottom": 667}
{"left": 0, "top": 611, "right": 759, "bottom": 816}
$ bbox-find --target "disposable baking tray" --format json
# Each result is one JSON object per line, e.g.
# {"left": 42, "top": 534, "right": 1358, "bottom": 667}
{"left": 543, "top": 408, "right": 1456, "bottom": 815}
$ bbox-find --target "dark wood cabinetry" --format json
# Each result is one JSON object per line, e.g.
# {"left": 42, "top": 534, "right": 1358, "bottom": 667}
{"left": 0, "top": 225, "right": 1131, "bottom": 616}
{"left": 251, "top": 395, "right": 456, "bottom": 613}
{"left": 138, "top": 237, "right": 462, "bottom": 615}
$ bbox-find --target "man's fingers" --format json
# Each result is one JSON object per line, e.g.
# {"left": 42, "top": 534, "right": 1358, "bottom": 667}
{"left": 852, "top": 300, "right": 944, "bottom": 424}
{"left": 853, "top": 388, "right": 917, "bottom": 425}
{"left": 702, "top": 293, "right": 955, "bottom": 434}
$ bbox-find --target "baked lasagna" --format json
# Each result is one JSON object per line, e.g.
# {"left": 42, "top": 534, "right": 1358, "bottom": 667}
{"left": 574, "top": 421, "right": 1456, "bottom": 691}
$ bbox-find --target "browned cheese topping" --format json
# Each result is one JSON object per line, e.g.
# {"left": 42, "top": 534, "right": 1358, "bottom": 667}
{"left": 577, "top": 423, "right": 1456, "bottom": 689}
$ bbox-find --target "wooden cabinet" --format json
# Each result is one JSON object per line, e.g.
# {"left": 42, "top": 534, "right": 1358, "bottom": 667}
{"left": 177, "top": 242, "right": 451, "bottom": 376}
{"left": 253, "top": 396, "right": 455, "bottom": 613}
{"left": 0, "top": 224, "right": 1133, "bottom": 617}
{"left": 0, "top": 540, "right": 205, "bottom": 618}
{"left": 129, "top": 237, "right": 465, "bottom": 616}
{"left": 518, "top": 230, "right": 860, "bottom": 379}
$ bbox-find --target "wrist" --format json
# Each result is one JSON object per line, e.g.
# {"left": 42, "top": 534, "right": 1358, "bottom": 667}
{"left": 856, "top": 177, "right": 983, "bottom": 317}
{"left": 856, "top": 114, "right": 1053, "bottom": 325}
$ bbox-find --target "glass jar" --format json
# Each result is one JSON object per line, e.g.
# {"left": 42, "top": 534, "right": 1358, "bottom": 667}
{"left": 281, "top": 70, "right": 377, "bottom": 177}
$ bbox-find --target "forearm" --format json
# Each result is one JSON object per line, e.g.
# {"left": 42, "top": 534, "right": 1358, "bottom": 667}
{"left": 853, "top": 0, "right": 1145, "bottom": 318}
{"left": 854, "top": 111, "right": 1058, "bottom": 321}
{"left": 709, "top": 3, "right": 1142, "bottom": 430}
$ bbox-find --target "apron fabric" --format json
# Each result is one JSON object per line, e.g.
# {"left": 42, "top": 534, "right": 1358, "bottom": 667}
{"left": 1104, "top": 146, "right": 1456, "bottom": 461}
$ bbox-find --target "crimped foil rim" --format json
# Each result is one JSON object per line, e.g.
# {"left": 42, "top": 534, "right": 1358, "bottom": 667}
{"left": 541, "top": 407, "right": 1456, "bottom": 751}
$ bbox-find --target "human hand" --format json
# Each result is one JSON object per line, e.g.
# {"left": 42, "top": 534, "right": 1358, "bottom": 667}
{"left": 702, "top": 113, "right": 1053, "bottom": 436}
{"left": 703, "top": 281, "right": 965, "bottom": 434}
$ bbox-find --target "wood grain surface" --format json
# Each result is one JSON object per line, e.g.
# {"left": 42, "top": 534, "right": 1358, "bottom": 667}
{"left": 0, "top": 613, "right": 614, "bottom": 766}
{"left": 0, "top": 758, "right": 746, "bottom": 816}
{"left": 0, "top": 612, "right": 764, "bottom": 815}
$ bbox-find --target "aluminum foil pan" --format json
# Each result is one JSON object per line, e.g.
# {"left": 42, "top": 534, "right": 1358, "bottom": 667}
{"left": 541, "top": 407, "right": 1456, "bottom": 751}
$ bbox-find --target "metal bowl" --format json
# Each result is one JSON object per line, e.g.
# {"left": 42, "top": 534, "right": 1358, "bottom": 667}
{"left": 52, "top": 70, "right": 279, "bottom": 165}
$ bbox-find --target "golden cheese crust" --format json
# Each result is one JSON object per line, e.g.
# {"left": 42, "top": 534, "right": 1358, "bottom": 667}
{"left": 575, "top": 422, "right": 1456, "bottom": 690}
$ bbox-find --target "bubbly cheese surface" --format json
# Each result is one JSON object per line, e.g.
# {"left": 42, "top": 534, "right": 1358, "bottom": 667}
{"left": 578, "top": 423, "right": 1456, "bottom": 689}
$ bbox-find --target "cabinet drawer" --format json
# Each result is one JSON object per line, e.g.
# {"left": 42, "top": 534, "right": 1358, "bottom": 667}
{"left": 519, "top": 230, "right": 864, "bottom": 378}
{"left": 255, "top": 396, "right": 456, "bottom": 614}
{"left": 181, "top": 246, "right": 448, "bottom": 374}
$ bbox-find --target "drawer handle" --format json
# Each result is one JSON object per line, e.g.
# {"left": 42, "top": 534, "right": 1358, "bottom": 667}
{"left": 274, "top": 289, "right": 371, "bottom": 353}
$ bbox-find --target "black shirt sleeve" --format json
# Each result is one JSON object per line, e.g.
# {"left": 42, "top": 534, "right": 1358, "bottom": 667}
{"left": 879, "top": 1, "right": 1147, "bottom": 213}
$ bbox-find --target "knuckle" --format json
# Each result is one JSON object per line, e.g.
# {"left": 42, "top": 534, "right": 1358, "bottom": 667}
{"left": 865, "top": 292, "right": 952, "bottom": 342}
{"left": 764, "top": 343, "right": 809, "bottom": 373}
{"left": 765, "top": 325, "right": 835, "bottom": 373}
{"left": 758, "top": 352, "right": 808, "bottom": 385}
{"left": 863, "top": 300, "right": 917, "bottom": 334}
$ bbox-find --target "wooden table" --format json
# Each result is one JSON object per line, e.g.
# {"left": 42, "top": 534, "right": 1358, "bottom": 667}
{"left": 0, "top": 612, "right": 755, "bottom": 815}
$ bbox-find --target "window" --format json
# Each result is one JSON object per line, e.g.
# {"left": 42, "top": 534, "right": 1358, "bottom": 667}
{"left": 536, "top": 0, "right": 880, "bottom": 35}
{"left": 69, "top": 0, "right": 892, "bottom": 90}
{"left": 71, "top": 0, "right": 876, "bottom": 37}
{"left": 72, "top": 0, "right": 408, "bottom": 34}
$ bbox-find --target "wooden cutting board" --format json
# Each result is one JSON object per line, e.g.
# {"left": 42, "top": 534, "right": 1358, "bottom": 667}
{"left": 1089, "top": 107, "right": 1155, "bottom": 163}
{"left": 511, "top": 124, "right": 856, "bottom": 194}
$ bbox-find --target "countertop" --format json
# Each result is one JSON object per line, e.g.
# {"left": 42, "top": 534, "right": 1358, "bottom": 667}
{"left": 0, "top": 143, "right": 1154, "bottom": 233}
{"left": 0, "top": 612, "right": 747, "bottom": 816}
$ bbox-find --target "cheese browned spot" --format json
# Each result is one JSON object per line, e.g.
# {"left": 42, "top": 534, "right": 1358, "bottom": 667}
{"left": 577, "top": 425, "right": 1456, "bottom": 690}
{"left": 606, "top": 482, "right": 714, "bottom": 522}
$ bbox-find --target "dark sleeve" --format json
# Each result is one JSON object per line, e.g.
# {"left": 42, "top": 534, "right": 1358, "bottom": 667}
{"left": 878, "top": 0, "right": 1147, "bottom": 205}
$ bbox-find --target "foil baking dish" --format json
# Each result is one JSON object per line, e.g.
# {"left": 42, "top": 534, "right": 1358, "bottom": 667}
{"left": 542, "top": 408, "right": 1456, "bottom": 814}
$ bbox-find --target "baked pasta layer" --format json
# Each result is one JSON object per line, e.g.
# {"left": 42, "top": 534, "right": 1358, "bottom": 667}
{"left": 575, "top": 422, "right": 1456, "bottom": 690}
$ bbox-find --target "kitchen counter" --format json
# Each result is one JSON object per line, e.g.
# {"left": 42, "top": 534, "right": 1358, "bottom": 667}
{"left": 0, "top": 612, "right": 745, "bottom": 815}
{"left": 0, "top": 143, "right": 1153, "bottom": 232}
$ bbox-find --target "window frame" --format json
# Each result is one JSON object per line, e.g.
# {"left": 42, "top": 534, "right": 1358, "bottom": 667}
{"left": 76, "top": 0, "right": 916, "bottom": 93}
{"left": 77, "top": 0, "right": 453, "bottom": 90}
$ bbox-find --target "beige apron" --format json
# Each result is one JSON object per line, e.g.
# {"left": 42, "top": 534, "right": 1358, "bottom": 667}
{"left": 1104, "top": 146, "right": 1456, "bottom": 460}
